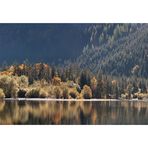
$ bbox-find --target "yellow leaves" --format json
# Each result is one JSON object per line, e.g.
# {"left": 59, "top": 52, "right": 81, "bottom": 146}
{"left": 0, "top": 71, "right": 13, "bottom": 76}
{"left": 91, "top": 77, "right": 97, "bottom": 89}
{"left": 81, "top": 85, "right": 92, "bottom": 99}
{"left": 34, "top": 63, "right": 50, "bottom": 70}
{"left": 7, "top": 66, "right": 15, "bottom": 73}
{"left": 25, "top": 88, "right": 48, "bottom": 98}
{"left": 52, "top": 76, "right": 61, "bottom": 86}
{"left": 134, "top": 92, "right": 148, "bottom": 99}
{"left": 0, "top": 88, "right": 5, "bottom": 99}
{"left": 54, "top": 86, "right": 62, "bottom": 99}
{"left": 111, "top": 80, "right": 117, "bottom": 86}
{"left": 18, "top": 64, "right": 26, "bottom": 70}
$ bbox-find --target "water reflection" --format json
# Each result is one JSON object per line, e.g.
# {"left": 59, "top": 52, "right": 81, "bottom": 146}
{"left": 0, "top": 100, "right": 148, "bottom": 124}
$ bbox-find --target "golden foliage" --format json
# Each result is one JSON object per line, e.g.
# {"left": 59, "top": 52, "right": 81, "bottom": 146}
{"left": 0, "top": 88, "right": 5, "bottom": 99}
{"left": 0, "top": 75, "right": 19, "bottom": 98}
{"left": 10, "top": 78, "right": 19, "bottom": 98}
{"left": 0, "top": 71, "right": 13, "bottom": 76}
{"left": 81, "top": 85, "right": 92, "bottom": 99}
{"left": 18, "top": 64, "right": 26, "bottom": 70}
{"left": 111, "top": 80, "right": 117, "bottom": 86}
{"left": 18, "top": 75, "right": 29, "bottom": 88}
{"left": 52, "top": 76, "right": 61, "bottom": 86}
{"left": 91, "top": 77, "right": 97, "bottom": 89}
{"left": 54, "top": 87, "right": 62, "bottom": 99}
{"left": 26, "top": 88, "right": 48, "bottom": 98}
{"left": 39, "top": 89, "right": 49, "bottom": 98}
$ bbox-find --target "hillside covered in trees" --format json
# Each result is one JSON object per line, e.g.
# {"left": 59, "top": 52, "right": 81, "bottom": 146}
{"left": 0, "top": 24, "right": 147, "bottom": 99}
{"left": 77, "top": 24, "right": 148, "bottom": 78}
{"left": 0, "top": 23, "right": 146, "bottom": 78}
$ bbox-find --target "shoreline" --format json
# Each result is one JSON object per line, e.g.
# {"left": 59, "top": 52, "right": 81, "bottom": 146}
{"left": 3, "top": 98, "right": 148, "bottom": 102}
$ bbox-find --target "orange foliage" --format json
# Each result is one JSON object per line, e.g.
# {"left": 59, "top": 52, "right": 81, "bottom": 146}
{"left": 112, "top": 80, "right": 117, "bottom": 86}
{"left": 52, "top": 76, "right": 61, "bottom": 85}
{"left": 0, "top": 71, "right": 13, "bottom": 76}
{"left": 18, "top": 64, "right": 26, "bottom": 70}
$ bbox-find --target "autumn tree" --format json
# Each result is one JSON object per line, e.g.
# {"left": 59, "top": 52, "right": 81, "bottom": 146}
{"left": 10, "top": 78, "right": 19, "bottom": 98}
{"left": 90, "top": 77, "right": 97, "bottom": 98}
{"left": 0, "top": 88, "right": 5, "bottom": 99}
{"left": 54, "top": 87, "right": 62, "bottom": 99}
{"left": 18, "top": 75, "right": 29, "bottom": 88}
{"left": 81, "top": 85, "right": 92, "bottom": 99}
{"left": 52, "top": 76, "right": 61, "bottom": 86}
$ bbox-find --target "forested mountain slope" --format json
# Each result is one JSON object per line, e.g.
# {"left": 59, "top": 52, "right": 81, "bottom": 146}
{"left": 77, "top": 24, "right": 148, "bottom": 78}
{"left": 0, "top": 23, "right": 147, "bottom": 78}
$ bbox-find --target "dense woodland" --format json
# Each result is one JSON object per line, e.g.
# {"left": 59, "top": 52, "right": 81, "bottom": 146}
{"left": 0, "top": 63, "right": 147, "bottom": 100}
{"left": 0, "top": 24, "right": 147, "bottom": 100}
{"left": 77, "top": 24, "right": 148, "bottom": 78}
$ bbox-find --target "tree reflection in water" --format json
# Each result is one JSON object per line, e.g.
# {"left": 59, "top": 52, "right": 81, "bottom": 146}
{"left": 0, "top": 100, "right": 148, "bottom": 124}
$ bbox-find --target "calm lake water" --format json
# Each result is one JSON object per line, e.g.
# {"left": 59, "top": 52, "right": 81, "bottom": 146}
{"left": 0, "top": 100, "right": 148, "bottom": 124}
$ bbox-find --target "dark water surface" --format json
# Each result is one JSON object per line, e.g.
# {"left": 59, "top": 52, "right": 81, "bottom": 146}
{"left": 0, "top": 100, "right": 148, "bottom": 125}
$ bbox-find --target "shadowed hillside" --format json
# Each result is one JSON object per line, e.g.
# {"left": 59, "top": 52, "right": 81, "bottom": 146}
{"left": 0, "top": 24, "right": 90, "bottom": 64}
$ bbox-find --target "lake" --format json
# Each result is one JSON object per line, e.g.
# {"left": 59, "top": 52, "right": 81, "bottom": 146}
{"left": 0, "top": 100, "right": 148, "bottom": 124}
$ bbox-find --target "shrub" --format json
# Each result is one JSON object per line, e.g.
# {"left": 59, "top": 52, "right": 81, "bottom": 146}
{"left": 0, "top": 75, "right": 19, "bottom": 98}
{"left": 52, "top": 76, "right": 61, "bottom": 86}
{"left": 69, "top": 90, "right": 78, "bottom": 99}
{"left": 0, "top": 75, "right": 12, "bottom": 98}
{"left": 40, "top": 79, "right": 48, "bottom": 87}
{"left": 18, "top": 75, "right": 29, "bottom": 88}
{"left": 90, "top": 77, "right": 97, "bottom": 98}
{"left": 62, "top": 87, "right": 69, "bottom": 99}
{"left": 18, "top": 89, "right": 27, "bottom": 98}
{"left": 39, "top": 89, "right": 49, "bottom": 98}
{"left": 26, "top": 88, "right": 48, "bottom": 98}
{"left": 0, "top": 89, "right": 5, "bottom": 99}
{"left": 81, "top": 85, "right": 92, "bottom": 99}
{"left": 26, "top": 88, "right": 39, "bottom": 98}
{"left": 54, "top": 87, "right": 62, "bottom": 98}
{"left": 10, "top": 78, "right": 19, "bottom": 98}
{"left": 47, "top": 86, "right": 54, "bottom": 97}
